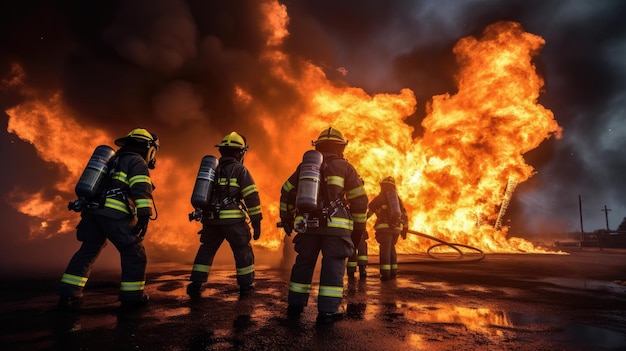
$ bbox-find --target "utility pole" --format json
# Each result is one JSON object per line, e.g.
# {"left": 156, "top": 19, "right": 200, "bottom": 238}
{"left": 601, "top": 205, "right": 611, "bottom": 231}
{"left": 579, "top": 195, "right": 584, "bottom": 240}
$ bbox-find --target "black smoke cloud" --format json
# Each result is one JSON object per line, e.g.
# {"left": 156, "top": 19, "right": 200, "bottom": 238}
{"left": 2, "top": 0, "right": 626, "bottom": 275}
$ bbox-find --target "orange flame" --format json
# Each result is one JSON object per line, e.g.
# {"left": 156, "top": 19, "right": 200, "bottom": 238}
{"left": 4, "top": 1, "right": 560, "bottom": 258}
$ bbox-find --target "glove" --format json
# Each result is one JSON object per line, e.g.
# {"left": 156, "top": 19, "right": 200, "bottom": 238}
{"left": 252, "top": 221, "right": 261, "bottom": 240}
{"left": 133, "top": 215, "right": 150, "bottom": 238}
{"left": 401, "top": 227, "right": 408, "bottom": 240}
{"left": 351, "top": 229, "right": 365, "bottom": 247}
{"left": 280, "top": 217, "right": 293, "bottom": 236}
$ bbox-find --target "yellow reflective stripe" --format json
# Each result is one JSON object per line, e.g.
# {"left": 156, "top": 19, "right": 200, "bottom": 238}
{"left": 289, "top": 282, "right": 311, "bottom": 294}
{"left": 192, "top": 264, "right": 211, "bottom": 273}
{"left": 319, "top": 285, "right": 343, "bottom": 298}
{"left": 327, "top": 217, "right": 353, "bottom": 230}
{"left": 120, "top": 281, "right": 145, "bottom": 292}
{"left": 391, "top": 264, "right": 398, "bottom": 269}
{"left": 280, "top": 202, "right": 288, "bottom": 211}
{"left": 380, "top": 264, "right": 392, "bottom": 271}
{"left": 352, "top": 212, "right": 367, "bottom": 224}
{"left": 241, "top": 184, "right": 258, "bottom": 198}
{"left": 282, "top": 181, "right": 295, "bottom": 193}
{"left": 134, "top": 198, "right": 153, "bottom": 209}
{"left": 60, "top": 273, "right": 88, "bottom": 287}
{"left": 247, "top": 205, "right": 262, "bottom": 216}
{"left": 218, "top": 209, "right": 245, "bottom": 219}
{"left": 347, "top": 261, "right": 357, "bottom": 267}
{"left": 104, "top": 198, "right": 130, "bottom": 214}
{"left": 346, "top": 186, "right": 366, "bottom": 199}
{"left": 357, "top": 255, "right": 368, "bottom": 261}
{"left": 111, "top": 171, "right": 128, "bottom": 184}
{"left": 217, "top": 178, "right": 239, "bottom": 187}
{"left": 236, "top": 264, "right": 254, "bottom": 276}
{"left": 327, "top": 176, "right": 344, "bottom": 187}
{"left": 129, "top": 174, "right": 152, "bottom": 187}
{"left": 375, "top": 223, "right": 390, "bottom": 230}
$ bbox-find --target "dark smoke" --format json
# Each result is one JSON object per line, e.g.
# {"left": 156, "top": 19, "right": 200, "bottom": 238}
{"left": 2, "top": 0, "right": 626, "bottom": 275}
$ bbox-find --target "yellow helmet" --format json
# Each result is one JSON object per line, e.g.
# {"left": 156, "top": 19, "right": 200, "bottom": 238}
{"left": 115, "top": 128, "right": 159, "bottom": 148}
{"left": 215, "top": 131, "right": 248, "bottom": 150}
{"left": 312, "top": 127, "right": 348, "bottom": 146}
{"left": 380, "top": 176, "right": 396, "bottom": 186}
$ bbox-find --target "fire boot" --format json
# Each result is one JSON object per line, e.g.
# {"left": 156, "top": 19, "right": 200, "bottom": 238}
{"left": 359, "top": 265, "right": 367, "bottom": 278}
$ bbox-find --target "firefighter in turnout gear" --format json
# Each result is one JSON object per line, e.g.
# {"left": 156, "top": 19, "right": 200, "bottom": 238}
{"left": 58, "top": 128, "right": 159, "bottom": 310}
{"left": 368, "top": 176, "right": 408, "bottom": 281}
{"left": 280, "top": 127, "right": 368, "bottom": 324}
{"left": 346, "top": 229, "right": 368, "bottom": 279}
{"left": 187, "top": 132, "right": 263, "bottom": 298}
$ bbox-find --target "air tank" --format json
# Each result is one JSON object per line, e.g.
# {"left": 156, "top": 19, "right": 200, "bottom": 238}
{"left": 191, "top": 155, "right": 219, "bottom": 209}
{"left": 75, "top": 145, "right": 116, "bottom": 200}
{"left": 295, "top": 150, "right": 324, "bottom": 214}
{"left": 385, "top": 188, "right": 402, "bottom": 225}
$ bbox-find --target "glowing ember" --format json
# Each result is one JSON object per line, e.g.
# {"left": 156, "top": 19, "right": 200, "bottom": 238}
{"left": 3, "top": 2, "right": 560, "bottom": 257}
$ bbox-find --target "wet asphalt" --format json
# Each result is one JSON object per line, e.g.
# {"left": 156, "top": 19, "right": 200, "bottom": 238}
{"left": 1, "top": 247, "right": 626, "bottom": 351}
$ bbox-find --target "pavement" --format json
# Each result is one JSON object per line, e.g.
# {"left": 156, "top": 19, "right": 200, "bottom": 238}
{"left": 1, "top": 247, "right": 626, "bottom": 351}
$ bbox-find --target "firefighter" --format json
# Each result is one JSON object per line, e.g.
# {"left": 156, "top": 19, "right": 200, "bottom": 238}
{"left": 346, "top": 229, "right": 368, "bottom": 279}
{"left": 368, "top": 176, "right": 408, "bottom": 281}
{"left": 187, "top": 132, "right": 262, "bottom": 298}
{"left": 280, "top": 127, "right": 368, "bottom": 324}
{"left": 58, "top": 128, "right": 159, "bottom": 310}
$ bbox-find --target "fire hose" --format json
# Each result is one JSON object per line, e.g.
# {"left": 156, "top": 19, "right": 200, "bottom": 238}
{"left": 405, "top": 229, "right": 485, "bottom": 262}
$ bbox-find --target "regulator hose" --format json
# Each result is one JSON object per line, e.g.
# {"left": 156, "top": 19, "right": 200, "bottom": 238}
{"left": 406, "top": 229, "right": 485, "bottom": 262}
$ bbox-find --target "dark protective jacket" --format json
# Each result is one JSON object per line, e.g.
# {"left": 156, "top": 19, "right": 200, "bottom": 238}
{"left": 280, "top": 152, "right": 368, "bottom": 236}
{"left": 368, "top": 189, "right": 408, "bottom": 233}
{"left": 202, "top": 156, "right": 262, "bottom": 225}
{"left": 90, "top": 150, "right": 155, "bottom": 219}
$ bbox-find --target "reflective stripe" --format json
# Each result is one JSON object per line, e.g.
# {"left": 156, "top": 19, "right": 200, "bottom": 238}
{"left": 352, "top": 212, "right": 367, "bottom": 224}
{"left": 391, "top": 264, "right": 398, "bottom": 269}
{"left": 280, "top": 202, "right": 288, "bottom": 211}
{"left": 247, "top": 205, "right": 262, "bottom": 216}
{"left": 236, "top": 264, "right": 254, "bottom": 276}
{"left": 104, "top": 198, "right": 130, "bottom": 214}
{"left": 134, "top": 198, "right": 153, "bottom": 209}
{"left": 120, "top": 281, "right": 145, "bottom": 292}
{"left": 327, "top": 217, "right": 353, "bottom": 230}
{"left": 347, "top": 261, "right": 358, "bottom": 267}
{"left": 218, "top": 209, "right": 246, "bottom": 219}
{"left": 375, "top": 223, "right": 390, "bottom": 230}
{"left": 289, "top": 282, "right": 311, "bottom": 294}
{"left": 241, "top": 184, "right": 258, "bottom": 198}
{"left": 129, "top": 174, "right": 152, "bottom": 188}
{"left": 217, "top": 178, "right": 239, "bottom": 187}
{"left": 192, "top": 264, "right": 211, "bottom": 273}
{"left": 346, "top": 186, "right": 366, "bottom": 199}
{"left": 60, "top": 273, "right": 88, "bottom": 287}
{"left": 319, "top": 285, "right": 343, "bottom": 298}
{"left": 327, "top": 176, "right": 344, "bottom": 187}
{"left": 357, "top": 255, "right": 368, "bottom": 261}
{"left": 380, "top": 264, "right": 392, "bottom": 271}
{"left": 282, "top": 181, "right": 295, "bottom": 193}
{"left": 111, "top": 171, "right": 128, "bottom": 184}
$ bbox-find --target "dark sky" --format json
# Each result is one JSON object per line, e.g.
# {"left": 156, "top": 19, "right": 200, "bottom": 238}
{"left": 2, "top": 0, "right": 626, "bottom": 273}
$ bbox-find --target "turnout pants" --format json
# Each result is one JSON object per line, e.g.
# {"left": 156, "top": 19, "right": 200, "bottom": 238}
{"left": 347, "top": 232, "right": 368, "bottom": 275}
{"left": 288, "top": 234, "right": 354, "bottom": 313}
{"left": 375, "top": 231, "right": 400, "bottom": 279}
{"left": 190, "top": 221, "right": 254, "bottom": 287}
{"left": 58, "top": 213, "right": 147, "bottom": 302}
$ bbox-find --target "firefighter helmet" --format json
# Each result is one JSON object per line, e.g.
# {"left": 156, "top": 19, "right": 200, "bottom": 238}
{"left": 215, "top": 132, "right": 248, "bottom": 150}
{"left": 115, "top": 128, "right": 159, "bottom": 149}
{"left": 380, "top": 176, "right": 396, "bottom": 186}
{"left": 312, "top": 127, "right": 348, "bottom": 146}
